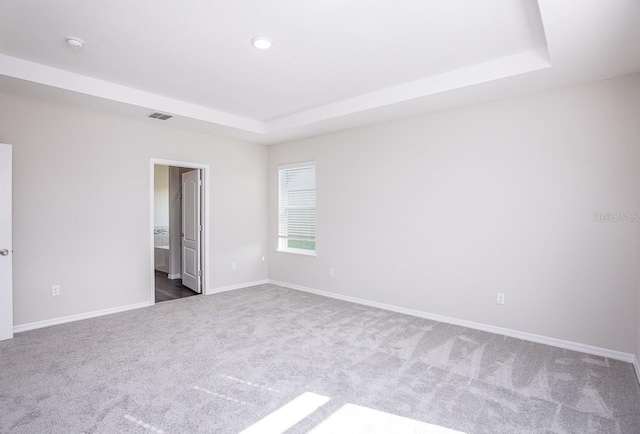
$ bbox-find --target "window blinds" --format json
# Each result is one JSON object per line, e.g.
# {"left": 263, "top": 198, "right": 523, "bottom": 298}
{"left": 278, "top": 163, "right": 316, "bottom": 250}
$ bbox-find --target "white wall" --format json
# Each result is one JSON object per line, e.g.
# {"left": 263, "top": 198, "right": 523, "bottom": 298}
{"left": 0, "top": 92, "right": 268, "bottom": 326}
{"left": 153, "top": 165, "right": 169, "bottom": 228}
{"left": 269, "top": 73, "right": 640, "bottom": 354}
{"left": 3, "top": 74, "right": 639, "bottom": 358}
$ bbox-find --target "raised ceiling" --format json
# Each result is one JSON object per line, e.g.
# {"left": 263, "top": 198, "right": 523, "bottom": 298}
{"left": 0, "top": 0, "right": 639, "bottom": 144}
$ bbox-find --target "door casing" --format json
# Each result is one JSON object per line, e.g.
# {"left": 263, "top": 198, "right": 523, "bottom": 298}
{"left": 150, "top": 159, "right": 209, "bottom": 303}
{"left": 0, "top": 143, "right": 12, "bottom": 341}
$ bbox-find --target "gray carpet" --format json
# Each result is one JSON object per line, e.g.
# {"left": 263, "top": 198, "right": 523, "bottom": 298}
{"left": 1, "top": 284, "right": 639, "bottom": 433}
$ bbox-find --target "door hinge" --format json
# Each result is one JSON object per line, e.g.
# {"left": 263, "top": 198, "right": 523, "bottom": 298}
{"left": 198, "top": 180, "right": 202, "bottom": 186}
{"left": 198, "top": 270, "right": 201, "bottom": 276}
{"left": 199, "top": 224, "right": 202, "bottom": 232}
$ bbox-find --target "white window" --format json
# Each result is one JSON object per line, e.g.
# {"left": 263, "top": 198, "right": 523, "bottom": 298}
{"left": 278, "top": 162, "right": 316, "bottom": 256}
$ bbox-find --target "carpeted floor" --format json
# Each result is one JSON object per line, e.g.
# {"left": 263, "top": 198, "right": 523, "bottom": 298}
{"left": 1, "top": 284, "right": 639, "bottom": 433}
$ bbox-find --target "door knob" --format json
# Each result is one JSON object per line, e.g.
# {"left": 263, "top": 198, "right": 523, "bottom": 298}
{"left": 0, "top": 249, "right": 8, "bottom": 256}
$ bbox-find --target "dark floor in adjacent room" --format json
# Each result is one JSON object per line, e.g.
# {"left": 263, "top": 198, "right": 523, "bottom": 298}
{"left": 155, "top": 270, "right": 198, "bottom": 302}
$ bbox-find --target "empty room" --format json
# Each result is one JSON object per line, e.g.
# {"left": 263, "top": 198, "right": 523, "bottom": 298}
{"left": 1, "top": 1, "right": 640, "bottom": 433}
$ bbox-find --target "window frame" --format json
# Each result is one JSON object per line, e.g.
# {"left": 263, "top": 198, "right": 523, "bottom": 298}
{"left": 276, "top": 161, "right": 317, "bottom": 257}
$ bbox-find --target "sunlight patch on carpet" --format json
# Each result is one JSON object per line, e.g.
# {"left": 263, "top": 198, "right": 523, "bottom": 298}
{"left": 310, "top": 403, "right": 466, "bottom": 434}
{"left": 239, "top": 392, "right": 331, "bottom": 434}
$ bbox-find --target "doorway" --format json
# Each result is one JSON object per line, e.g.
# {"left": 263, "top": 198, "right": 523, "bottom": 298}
{"left": 150, "top": 159, "right": 210, "bottom": 304}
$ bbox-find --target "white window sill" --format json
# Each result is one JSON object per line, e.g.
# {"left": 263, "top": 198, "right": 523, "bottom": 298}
{"left": 275, "top": 249, "right": 317, "bottom": 257}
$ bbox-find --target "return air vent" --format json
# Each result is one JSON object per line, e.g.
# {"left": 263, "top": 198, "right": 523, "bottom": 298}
{"left": 147, "top": 111, "right": 173, "bottom": 120}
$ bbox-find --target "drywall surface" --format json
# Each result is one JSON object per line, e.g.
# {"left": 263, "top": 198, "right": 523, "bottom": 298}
{"left": 0, "top": 92, "right": 268, "bottom": 326}
{"left": 153, "top": 165, "right": 169, "bottom": 228}
{"left": 269, "top": 73, "right": 640, "bottom": 354}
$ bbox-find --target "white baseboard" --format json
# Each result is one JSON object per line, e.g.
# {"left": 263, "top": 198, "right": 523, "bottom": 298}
{"left": 167, "top": 273, "right": 181, "bottom": 280}
{"left": 268, "top": 279, "right": 635, "bottom": 364}
{"left": 13, "top": 301, "right": 153, "bottom": 334}
{"left": 12, "top": 279, "right": 270, "bottom": 333}
{"left": 633, "top": 356, "right": 640, "bottom": 384}
{"left": 206, "top": 279, "right": 269, "bottom": 296}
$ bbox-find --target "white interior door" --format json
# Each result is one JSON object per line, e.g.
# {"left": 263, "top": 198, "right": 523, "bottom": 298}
{"left": 182, "top": 169, "right": 202, "bottom": 293}
{"left": 0, "top": 144, "right": 13, "bottom": 341}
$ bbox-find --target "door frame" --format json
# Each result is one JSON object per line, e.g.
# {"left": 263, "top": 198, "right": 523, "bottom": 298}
{"left": 150, "top": 158, "right": 210, "bottom": 303}
{"left": 0, "top": 143, "right": 12, "bottom": 341}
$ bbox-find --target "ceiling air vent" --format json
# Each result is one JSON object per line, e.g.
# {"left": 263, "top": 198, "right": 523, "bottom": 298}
{"left": 147, "top": 111, "right": 173, "bottom": 121}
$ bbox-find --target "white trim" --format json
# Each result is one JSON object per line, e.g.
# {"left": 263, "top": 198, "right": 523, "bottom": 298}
{"left": 167, "top": 273, "right": 181, "bottom": 280}
{"left": 13, "top": 301, "right": 153, "bottom": 333}
{"left": 150, "top": 159, "right": 211, "bottom": 303}
{"left": 633, "top": 356, "right": 640, "bottom": 385}
{"left": 277, "top": 160, "right": 316, "bottom": 170}
{"left": 206, "top": 279, "right": 269, "bottom": 296}
{"left": 0, "top": 144, "right": 12, "bottom": 342}
{"left": 268, "top": 280, "right": 635, "bottom": 363}
{"left": 275, "top": 248, "right": 317, "bottom": 257}
{"left": 274, "top": 249, "right": 318, "bottom": 258}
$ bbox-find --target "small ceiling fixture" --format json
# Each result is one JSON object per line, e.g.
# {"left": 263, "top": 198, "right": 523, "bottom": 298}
{"left": 65, "top": 37, "right": 84, "bottom": 50}
{"left": 252, "top": 37, "right": 272, "bottom": 50}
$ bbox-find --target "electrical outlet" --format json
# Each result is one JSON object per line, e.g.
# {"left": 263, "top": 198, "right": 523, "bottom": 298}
{"left": 52, "top": 285, "right": 61, "bottom": 296}
{"left": 328, "top": 268, "right": 334, "bottom": 277}
{"left": 497, "top": 293, "right": 505, "bottom": 305}
{"left": 232, "top": 262, "right": 237, "bottom": 271}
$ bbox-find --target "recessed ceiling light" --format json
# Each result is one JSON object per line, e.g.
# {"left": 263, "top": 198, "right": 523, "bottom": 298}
{"left": 252, "top": 37, "right": 272, "bottom": 50}
{"left": 65, "top": 37, "right": 84, "bottom": 50}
